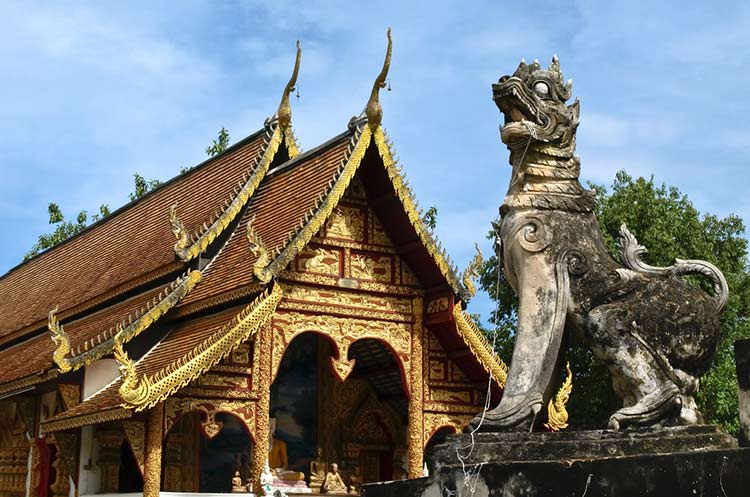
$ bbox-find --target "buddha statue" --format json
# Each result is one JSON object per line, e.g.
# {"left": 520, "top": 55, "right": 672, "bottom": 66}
{"left": 347, "top": 466, "right": 362, "bottom": 495}
{"left": 321, "top": 463, "right": 347, "bottom": 495}
{"left": 231, "top": 471, "right": 245, "bottom": 493}
{"left": 260, "top": 461, "right": 274, "bottom": 496}
{"left": 309, "top": 446, "right": 326, "bottom": 492}
{"left": 267, "top": 418, "right": 305, "bottom": 482}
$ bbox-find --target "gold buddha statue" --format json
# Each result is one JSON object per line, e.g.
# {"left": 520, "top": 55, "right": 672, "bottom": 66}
{"left": 231, "top": 471, "right": 245, "bottom": 493}
{"left": 268, "top": 418, "right": 305, "bottom": 482}
{"left": 309, "top": 446, "right": 326, "bottom": 491}
{"left": 321, "top": 463, "right": 347, "bottom": 495}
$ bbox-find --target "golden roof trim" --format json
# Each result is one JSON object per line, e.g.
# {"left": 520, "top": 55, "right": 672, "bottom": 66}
{"left": 115, "top": 283, "right": 283, "bottom": 411}
{"left": 257, "top": 123, "right": 371, "bottom": 281}
{"left": 373, "top": 127, "right": 466, "bottom": 297}
{"left": 452, "top": 303, "right": 508, "bottom": 388}
{"left": 41, "top": 407, "right": 132, "bottom": 434}
{"left": 0, "top": 369, "right": 59, "bottom": 396}
{"left": 49, "top": 269, "right": 202, "bottom": 374}
{"left": 277, "top": 41, "right": 301, "bottom": 130}
{"left": 365, "top": 28, "right": 392, "bottom": 130}
{"left": 462, "top": 244, "right": 484, "bottom": 298}
{"left": 173, "top": 123, "right": 297, "bottom": 262}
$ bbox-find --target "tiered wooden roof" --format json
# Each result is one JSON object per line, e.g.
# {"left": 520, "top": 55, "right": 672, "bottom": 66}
{"left": 0, "top": 36, "right": 508, "bottom": 432}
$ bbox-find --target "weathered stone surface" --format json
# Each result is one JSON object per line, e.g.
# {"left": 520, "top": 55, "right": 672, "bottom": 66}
{"left": 363, "top": 428, "right": 749, "bottom": 497}
{"left": 478, "top": 57, "right": 729, "bottom": 431}
{"left": 431, "top": 425, "right": 736, "bottom": 466}
{"left": 736, "top": 339, "right": 750, "bottom": 447}
{"left": 364, "top": 448, "right": 750, "bottom": 497}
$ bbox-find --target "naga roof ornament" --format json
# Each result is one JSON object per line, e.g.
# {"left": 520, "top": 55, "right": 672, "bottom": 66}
{"left": 364, "top": 28, "right": 392, "bottom": 131}
{"left": 276, "top": 40, "right": 301, "bottom": 130}
{"left": 246, "top": 215, "right": 272, "bottom": 284}
{"left": 461, "top": 244, "right": 484, "bottom": 298}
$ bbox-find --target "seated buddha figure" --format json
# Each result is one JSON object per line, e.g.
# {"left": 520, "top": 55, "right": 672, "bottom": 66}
{"left": 268, "top": 418, "right": 305, "bottom": 482}
{"left": 321, "top": 463, "right": 347, "bottom": 495}
{"left": 309, "top": 446, "right": 326, "bottom": 491}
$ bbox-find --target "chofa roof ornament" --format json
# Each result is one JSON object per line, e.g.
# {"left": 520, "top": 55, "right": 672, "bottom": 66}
{"left": 364, "top": 28, "right": 392, "bottom": 131}
{"left": 276, "top": 40, "right": 302, "bottom": 130}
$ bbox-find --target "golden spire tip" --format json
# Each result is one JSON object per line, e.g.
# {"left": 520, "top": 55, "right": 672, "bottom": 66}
{"left": 277, "top": 40, "right": 301, "bottom": 130}
{"left": 365, "top": 27, "right": 392, "bottom": 131}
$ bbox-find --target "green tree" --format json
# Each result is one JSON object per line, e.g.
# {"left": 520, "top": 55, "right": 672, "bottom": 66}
{"left": 478, "top": 170, "right": 750, "bottom": 433}
{"left": 129, "top": 173, "right": 162, "bottom": 201}
{"left": 182, "top": 127, "right": 232, "bottom": 173}
{"left": 422, "top": 206, "right": 438, "bottom": 230}
{"left": 24, "top": 202, "right": 110, "bottom": 260}
{"left": 205, "top": 127, "right": 230, "bottom": 158}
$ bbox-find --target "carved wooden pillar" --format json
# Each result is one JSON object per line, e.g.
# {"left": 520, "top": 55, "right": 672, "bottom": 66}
{"left": 144, "top": 402, "right": 164, "bottom": 497}
{"left": 251, "top": 320, "right": 273, "bottom": 493}
{"left": 407, "top": 296, "right": 425, "bottom": 479}
{"left": 95, "top": 428, "right": 124, "bottom": 493}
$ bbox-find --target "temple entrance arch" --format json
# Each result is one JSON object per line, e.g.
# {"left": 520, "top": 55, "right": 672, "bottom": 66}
{"left": 162, "top": 408, "right": 254, "bottom": 493}
{"left": 267, "top": 328, "right": 411, "bottom": 490}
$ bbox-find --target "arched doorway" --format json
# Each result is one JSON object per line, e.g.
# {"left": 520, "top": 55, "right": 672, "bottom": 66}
{"left": 198, "top": 413, "right": 253, "bottom": 492}
{"left": 270, "top": 332, "right": 409, "bottom": 488}
{"left": 162, "top": 410, "right": 253, "bottom": 493}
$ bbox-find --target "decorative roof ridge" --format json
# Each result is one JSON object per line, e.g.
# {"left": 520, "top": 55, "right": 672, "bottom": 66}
{"left": 364, "top": 28, "right": 392, "bottom": 131}
{"left": 40, "top": 407, "right": 132, "bottom": 434}
{"left": 452, "top": 303, "right": 508, "bottom": 388}
{"left": 372, "top": 127, "right": 468, "bottom": 299}
{"left": 275, "top": 40, "right": 301, "bottom": 131}
{"left": 48, "top": 269, "right": 202, "bottom": 374}
{"left": 171, "top": 121, "right": 300, "bottom": 263}
{"left": 255, "top": 123, "right": 372, "bottom": 282}
{"left": 114, "top": 282, "right": 283, "bottom": 411}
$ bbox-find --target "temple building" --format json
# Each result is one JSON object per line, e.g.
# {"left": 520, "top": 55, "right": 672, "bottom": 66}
{"left": 0, "top": 33, "right": 506, "bottom": 497}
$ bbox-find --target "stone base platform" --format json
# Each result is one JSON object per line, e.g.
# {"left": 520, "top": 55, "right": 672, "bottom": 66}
{"left": 362, "top": 426, "right": 750, "bottom": 497}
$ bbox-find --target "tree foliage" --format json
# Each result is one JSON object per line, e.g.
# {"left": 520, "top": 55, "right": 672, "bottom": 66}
{"left": 422, "top": 206, "right": 438, "bottom": 230}
{"left": 478, "top": 170, "right": 750, "bottom": 433}
{"left": 129, "top": 173, "right": 162, "bottom": 201}
{"left": 24, "top": 203, "right": 110, "bottom": 261}
{"left": 25, "top": 127, "right": 231, "bottom": 261}
{"left": 205, "top": 127, "right": 230, "bottom": 158}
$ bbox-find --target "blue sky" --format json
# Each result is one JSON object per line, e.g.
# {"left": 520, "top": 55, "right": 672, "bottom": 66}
{"left": 1, "top": 1, "right": 748, "bottom": 324}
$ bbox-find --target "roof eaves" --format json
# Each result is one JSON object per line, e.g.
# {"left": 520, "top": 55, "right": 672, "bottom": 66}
{"left": 372, "top": 126, "right": 469, "bottom": 300}
{"left": 115, "top": 283, "right": 282, "bottom": 411}
{"left": 452, "top": 303, "right": 508, "bottom": 388}
{"left": 49, "top": 269, "right": 202, "bottom": 375}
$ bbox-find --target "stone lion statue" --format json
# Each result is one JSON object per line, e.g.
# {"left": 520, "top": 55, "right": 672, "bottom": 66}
{"left": 474, "top": 56, "right": 728, "bottom": 431}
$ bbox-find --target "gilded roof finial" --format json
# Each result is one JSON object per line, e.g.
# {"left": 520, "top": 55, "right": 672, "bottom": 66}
{"left": 365, "top": 28, "right": 392, "bottom": 131}
{"left": 277, "top": 40, "right": 301, "bottom": 130}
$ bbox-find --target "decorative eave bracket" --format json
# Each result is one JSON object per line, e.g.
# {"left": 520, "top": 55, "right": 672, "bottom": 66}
{"left": 49, "top": 269, "right": 202, "bottom": 374}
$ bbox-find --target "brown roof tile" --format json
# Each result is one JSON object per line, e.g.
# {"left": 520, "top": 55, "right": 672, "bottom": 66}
{"left": 183, "top": 132, "right": 352, "bottom": 304}
{"left": 0, "top": 130, "right": 268, "bottom": 340}
{"left": 0, "top": 282, "right": 178, "bottom": 385}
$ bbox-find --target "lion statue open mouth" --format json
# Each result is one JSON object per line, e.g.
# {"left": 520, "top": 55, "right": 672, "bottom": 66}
{"left": 475, "top": 56, "right": 728, "bottom": 431}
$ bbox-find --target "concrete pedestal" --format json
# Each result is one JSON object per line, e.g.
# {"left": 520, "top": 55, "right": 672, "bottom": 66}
{"left": 363, "top": 426, "right": 750, "bottom": 497}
